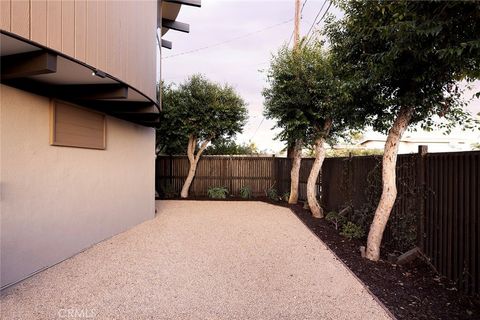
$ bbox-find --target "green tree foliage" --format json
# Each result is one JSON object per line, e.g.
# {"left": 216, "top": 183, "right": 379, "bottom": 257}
{"left": 265, "top": 41, "right": 354, "bottom": 142}
{"left": 156, "top": 83, "right": 188, "bottom": 156}
{"left": 325, "top": 0, "right": 480, "bottom": 260}
{"left": 157, "top": 76, "right": 248, "bottom": 156}
{"left": 203, "top": 137, "right": 259, "bottom": 155}
{"left": 326, "top": 0, "right": 480, "bottom": 132}
{"left": 263, "top": 46, "right": 309, "bottom": 148}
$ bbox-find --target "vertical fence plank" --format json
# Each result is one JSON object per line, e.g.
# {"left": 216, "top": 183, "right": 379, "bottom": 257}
{"left": 461, "top": 153, "right": 468, "bottom": 292}
{"left": 416, "top": 146, "right": 426, "bottom": 251}
{"left": 471, "top": 153, "right": 478, "bottom": 294}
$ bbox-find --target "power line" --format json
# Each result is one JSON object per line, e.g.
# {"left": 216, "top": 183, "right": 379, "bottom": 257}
{"left": 300, "top": 0, "right": 308, "bottom": 13}
{"left": 304, "top": 0, "right": 329, "bottom": 40}
{"left": 163, "top": 18, "right": 294, "bottom": 60}
{"left": 313, "top": 3, "right": 333, "bottom": 34}
{"left": 287, "top": 30, "right": 294, "bottom": 47}
{"left": 305, "top": 0, "right": 333, "bottom": 45}
{"left": 250, "top": 117, "right": 265, "bottom": 141}
{"left": 316, "top": 0, "right": 332, "bottom": 26}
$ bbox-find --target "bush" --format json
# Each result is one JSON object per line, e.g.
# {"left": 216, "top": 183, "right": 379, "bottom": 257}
{"left": 325, "top": 211, "right": 347, "bottom": 230}
{"left": 207, "top": 186, "right": 228, "bottom": 199}
{"left": 282, "top": 192, "right": 290, "bottom": 202}
{"left": 160, "top": 183, "right": 177, "bottom": 199}
{"left": 265, "top": 187, "right": 278, "bottom": 201}
{"left": 340, "top": 222, "right": 365, "bottom": 240}
{"left": 239, "top": 185, "right": 252, "bottom": 199}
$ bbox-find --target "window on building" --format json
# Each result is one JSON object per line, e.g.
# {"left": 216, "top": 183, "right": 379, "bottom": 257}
{"left": 50, "top": 100, "right": 106, "bottom": 150}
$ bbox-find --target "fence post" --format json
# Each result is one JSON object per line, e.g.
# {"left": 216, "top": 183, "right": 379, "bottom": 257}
{"left": 229, "top": 156, "right": 233, "bottom": 195}
{"left": 348, "top": 152, "right": 353, "bottom": 207}
{"left": 416, "top": 145, "right": 428, "bottom": 251}
{"left": 169, "top": 155, "right": 173, "bottom": 185}
{"left": 271, "top": 154, "right": 276, "bottom": 191}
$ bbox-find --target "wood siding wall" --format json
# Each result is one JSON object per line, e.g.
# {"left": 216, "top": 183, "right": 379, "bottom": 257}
{"left": 1, "top": 0, "right": 157, "bottom": 100}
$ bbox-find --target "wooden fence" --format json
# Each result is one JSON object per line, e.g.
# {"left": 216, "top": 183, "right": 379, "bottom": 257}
{"left": 156, "top": 156, "right": 320, "bottom": 199}
{"left": 157, "top": 156, "right": 280, "bottom": 197}
{"left": 156, "top": 150, "right": 480, "bottom": 295}
{"left": 423, "top": 151, "right": 479, "bottom": 295}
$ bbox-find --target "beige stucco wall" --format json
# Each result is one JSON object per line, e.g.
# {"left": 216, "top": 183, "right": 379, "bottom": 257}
{"left": 0, "top": 84, "right": 156, "bottom": 288}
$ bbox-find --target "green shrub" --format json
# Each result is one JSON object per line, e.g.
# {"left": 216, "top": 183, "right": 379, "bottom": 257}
{"left": 325, "top": 211, "right": 347, "bottom": 230}
{"left": 340, "top": 222, "right": 365, "bottom": 240}
{"left": 265, "top": 187, "right": 278, "bottom": 201}
{"left": 207, "top": 186, "right": 228, "bottom": 199}
{"left": 282, "top": 192, "right": 290, "bottom": 202}
{"left": 239, "top": 185, "right": 252, "bottom": 199}
{"left": 160, "top": 183, "right": 177, "bottom": 199}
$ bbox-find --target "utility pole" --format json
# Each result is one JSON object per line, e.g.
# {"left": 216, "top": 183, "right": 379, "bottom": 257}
{"left": 293, "top": 0, "right": 301, "bottom": 49}
{"left": 287, "top": 0, "right": 301, "bottom": 158}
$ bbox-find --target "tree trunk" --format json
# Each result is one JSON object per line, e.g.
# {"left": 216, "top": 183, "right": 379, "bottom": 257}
{"left": 180, "top": 159, "right": 199, "bottom": 198}
{"left": 287, "top": 143, "right": 295, "bottom": 158}
{"left": 288, "top": 139, "right": 303, "bottom": 204}
{"left": 307, "top": 121, "right": 331, "bottom": 218}
{"left": 180, "top": 135, "right": 211, "bottom": 198}
{"left": 365, "top": 106, "right": 413, "bottom": 261}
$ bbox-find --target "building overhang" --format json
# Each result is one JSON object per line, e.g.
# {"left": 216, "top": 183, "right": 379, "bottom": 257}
{"left": 0, "top": 31, "right": 160, "bottom": 128}
{"left": 159, "top": 0, "right": 201, "bottom": 46}
{"left": 164, "top": 0, "right": 201, "bottom": 8}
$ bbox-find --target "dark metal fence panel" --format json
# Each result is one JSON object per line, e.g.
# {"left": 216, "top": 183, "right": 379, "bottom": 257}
{"left": 275, "top": 158, "right": 291, "bottom": 197}
{"left": 322, "top": 156, "right": 382, "bottom": 212}
{"left": 424, "top": 151, "right": 480, "bottom": 295}
{"left": 271, "top": 157, "right": 321, "bottom": 201}
{"left": 298, "top": 158, "right": 320, "bottom": 201}
{"left": 321, "top": 154, "right": 418, "bottom": 251}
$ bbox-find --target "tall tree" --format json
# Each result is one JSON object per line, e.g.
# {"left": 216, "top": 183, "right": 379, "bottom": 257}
{"left": 263, "top": 46, "right": 310, "bottom": 205}
{"left": 158, "top": 75, "right": 248, "bottom": 198}
{"left": 326, "top": 0, "right": 480, "bottom": 260}
{"left": 264, "top": 41, "right": 354, "bottom": 217}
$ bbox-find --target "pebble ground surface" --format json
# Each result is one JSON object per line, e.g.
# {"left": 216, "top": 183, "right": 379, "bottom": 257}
{"left": 1, "top": 201, "right": 392, "bottom": 319}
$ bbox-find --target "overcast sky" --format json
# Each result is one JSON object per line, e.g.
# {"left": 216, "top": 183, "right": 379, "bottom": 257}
{"left": 161, "top": 0, "right": 479, "bottom": 152}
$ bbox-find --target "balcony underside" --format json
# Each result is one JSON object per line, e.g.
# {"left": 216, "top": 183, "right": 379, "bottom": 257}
{"left": 0, "top": 31, "right": 160, "bottom": 127}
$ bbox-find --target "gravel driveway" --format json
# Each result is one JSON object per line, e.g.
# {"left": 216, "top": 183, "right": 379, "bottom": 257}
{"left": 1, "top": 201, "right": 392, "bottom": 319}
